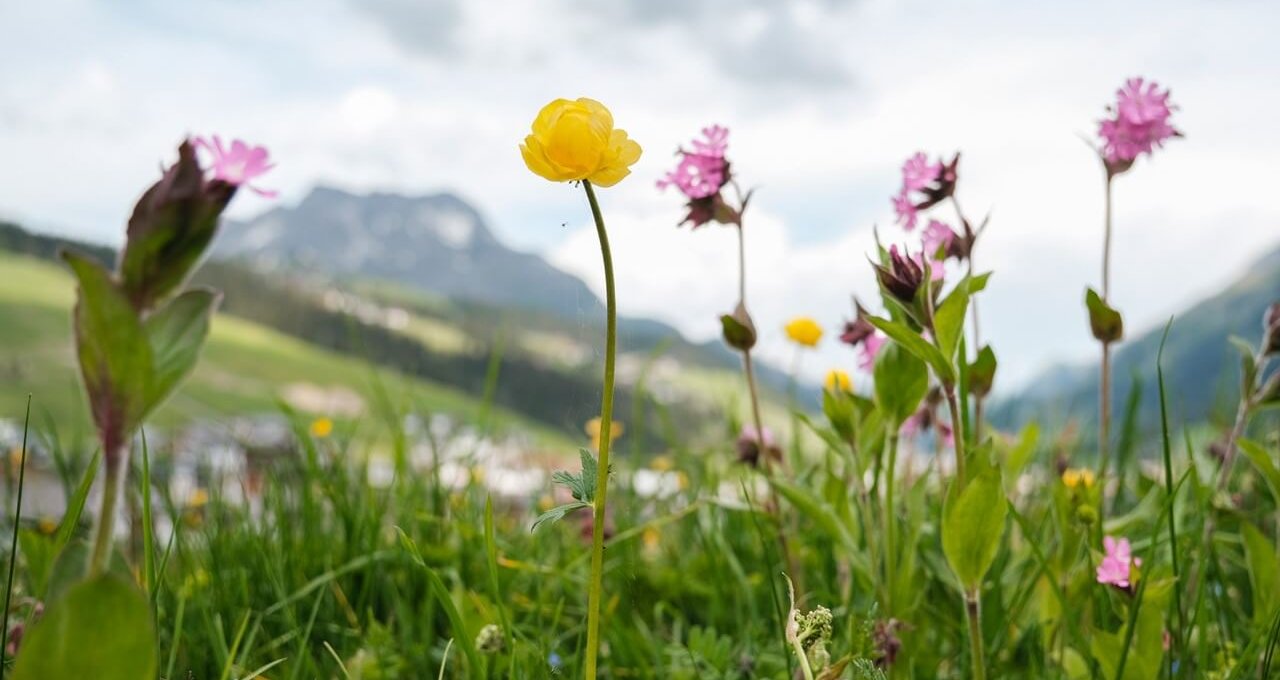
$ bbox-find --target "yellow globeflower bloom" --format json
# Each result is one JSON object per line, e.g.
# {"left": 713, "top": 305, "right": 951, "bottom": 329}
{"left": 520, "top": 98, "right": 642, "bottom": 187}
{"left": 1061, "top": 468, "right": 1096, "bottom": 490}
{"left": 824, "top": 369, "right": 852, "bottom": 393}
{"left": 310, "top": 417, "right": 333, "bottom": 439}
{"left": 784, "top": 317, "right": 824, "bottom": 348}
{"left": 586, "top": 417, "right": 625, "bottom": 450}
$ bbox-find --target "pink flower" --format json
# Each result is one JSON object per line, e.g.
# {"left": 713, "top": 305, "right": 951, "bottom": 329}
{"left": 900, "top": 408, "right": 954, "bottom": 444}
{"left": 657, "top": 152, "right": 726, "bottom": 200}
{"left": 892, "top": 190, "right": 919, "bottom": 231}
{"left": 736, "top": 424, "right": 780, "bottom": 467}
{"left": 658, "top": 126, "right": 731, "bottom": 200}
{"left": 922, "top": 220, "right": 957, "bottom": 259}
{"left": 1097, "top": 78, "right": 1179, "bottom": 166}
{"left": 857, "top": 332, "right": 886, "bottom": 372}
{"left": 691, "top": 124, "right": 729, "bottom": 158}
{"left": 1096, "top": 536, "right": 1142, "bottom": 589}
{"left": 194, "top": 135, "right": 277, "bottom": 197}
{"left": 901, "top": 152, "right": 942, "bottom": 192}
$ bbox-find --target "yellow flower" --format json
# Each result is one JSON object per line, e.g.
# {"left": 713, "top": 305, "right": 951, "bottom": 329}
{"left": 824, "top": 369, "right": 852, "bottom": 393}
{"left": 784, "top": 317, "right": 824, "bottom": 347}
{"left": 642, "top": 527, "right": 660, "bottom": 552}
{"left": 309, "top": 417, "right": 333, "bottom": 439}
{"left": 520, "top": 98, "right": 642, "bottom": 187}
{"left": 586, "top": 417, "right": 624, "bottom": 450}
{"left": 188, "top": 487, "right": 210, "bottom": 509}
{"left": 1062, "top": 468, "right": 1096, "bottom": 490}
{"left": 649, "top": 455, "right": 673, "bottom": 472}
{"left": 37, "top": 517, "right": 58, "bottom": 535}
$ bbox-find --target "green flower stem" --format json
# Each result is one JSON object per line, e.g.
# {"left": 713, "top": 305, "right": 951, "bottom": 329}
{"left": 943, "top": 385, "right": 967, "bottom": 482}
{"left": 88, "top": 443, "right": 126, "bottom": 577}
{"left": 790, "top": 636, "right": 816, "bottom": 680}
{"left": 1098, "top": 174, "right": 1114, "bottom": 473}
{"left": 965, "top": 590, "right": 987, "bottom": 680}
{"left": 581, "top": 180, "right": 616, "bottom": 680}
{"left": 883, "top": 432, "right": 899, "bottom": 614}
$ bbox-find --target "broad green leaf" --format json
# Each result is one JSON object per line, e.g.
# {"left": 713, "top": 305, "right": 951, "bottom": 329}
{"left": 63, "top": 250, "right": 154, "bottom": 440}
{"left": 942, "top": 463, "right": 1007, "bottom": 590}
{"left": 12, "top": 574, "right": 156, "bottom": 680}
{"left": 868, "top": 316, "right": 953, "bottom": 382}
{"left": 968, "top": 345, "right": 998, "bottom": 398}
{"left": 821, "top": 387, "right": 856, "bottom": 438}
{"left": 1085, "top": 287, "right": 1123, "bottom": 344}
{"left": 966, "top": 271, "right": 992, "bottom": 294}
{"left": 1240, "top": 438, "right": 1280, "bottom": 504}
{"left": 770, "top": 478, "right": 859, "bottom": 558}
{"left": 1002, "top": 421, "right": 1039, "bottom": 483}
{"left": 1242, "top": 521, "right": 1279, "bottom": 623}
{"left": 933, "top": 282, "right": 970, "bottom": 364}
{"left": 143, "top": 288, "right": 220, "bottom": 417}
{"left": 873, "top": 342, "right": 929, "bottom": 426}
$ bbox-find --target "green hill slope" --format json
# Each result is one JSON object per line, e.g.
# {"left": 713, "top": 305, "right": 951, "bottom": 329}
{"left": 0, "top": 251, "right": 563, "bottom": 443}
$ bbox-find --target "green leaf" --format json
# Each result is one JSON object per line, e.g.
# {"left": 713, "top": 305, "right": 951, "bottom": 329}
{"left": 942, "top": 463, "right": 1007, "bottom": 590}
{"left": 821, "top": 387, "right": 856, "bottom": 438}
{"left": 1240, "top": 438, "right": 1280, "bottom": 505}
{"left": 530, "top": 501, "right": 592, "bottom": 532}
{"left": 12, "top": 574, "right": 156, "bottom": 680}
{"left": 1242, "top": 521, "right": 1279, "bottom": 623}
{"left": 396, "top": 529, "right": 482, "bottom": 675}
{"left": 868, "top": 316, "right": 953, "bottom": 383}
{"left": 968, "top": 345, "right": 998, "bottom": 398}
{"left": 1085, "top": 287, "right": 1124, "bottom": 344}
{"left": 143, "top": 288, "right": 220, "bottom": 417}
{"left": 966, "top": 271, "right": 992, "bottom": 294}
{"left": 719, "top": 302, "right": 757, "bottom": 352}
{"left": 62, "top": 250, "right": 154, "bottom": 442}
{"left": 873, "top": 342, "right": 929, "bottom": 426}
{"left": 933, "top": 282, "right": 970, "bottom": 364}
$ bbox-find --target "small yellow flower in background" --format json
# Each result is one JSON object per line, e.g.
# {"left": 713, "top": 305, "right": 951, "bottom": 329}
{"left": 537, "top": 494, "right": 556, "bottom": 512}
{"left": 824, "top": 369, "right": 852, "bottom": 393}
{"left": 642, "top": 526, "right": 661, "bottom": 552}
{"left": 520, "top": 98, "right": 642, "bottom": 187}
{"left": 586, "top": 417, "right": 624, "bottom": 450}
{"left": 1062, "top": 468, "right": 1096, "bottom": 490}
{"left": 188, "top": 487, "right": 210, "bottom": 509}
{"left": 649, "top": 455, "right": 673, "bottom": 472}
{"left": 310, "top": 417, "right": 333, "bottom": 439}
{"left": 37, "top": 517, "right": 57, "bottom": 535}
{"left": 784, "top": 317, "right": 824, "bottom": 348}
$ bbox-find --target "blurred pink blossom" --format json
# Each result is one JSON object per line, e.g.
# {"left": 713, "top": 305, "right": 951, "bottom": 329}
{"left": 194, "top": 135, "right": 277, "bottom": 197}
{"left": 901, "top": 152, "right": 942, "bottom": 192}
{"left": 1097, "top": 78, "right": 1179, "bottom": 166}
{"left": 858, "top": 332, "right": 887, "bottom": 372}
{"left": 1096, "top": 536, "right": 1142, "bottom": 589}
{"left": 922, "top": 220, "right": 957, "bottom": 258}
{"left": 658, "top": 126, "right": 730, "bottom": 200}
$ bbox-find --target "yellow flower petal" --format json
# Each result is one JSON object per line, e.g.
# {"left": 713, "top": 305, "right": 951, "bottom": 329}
{"left": 521, "top": 97, "right": 640, "bottom": 186}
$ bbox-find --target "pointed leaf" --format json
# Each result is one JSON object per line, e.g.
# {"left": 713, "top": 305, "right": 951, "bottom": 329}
{"left": 942, "top": 463, "right": 1007, "bottom": 590}
{"left": 1085, "top": 287, "right": 1124, "bottom": 344}
{"left": 868, "top": 316, "right": 953, "bottom": 382}
{"left": 873, "top": 342, "right": 929, "bottom": 426}
{"left": 143, "top": 288, "right": 220, "bottom": 417}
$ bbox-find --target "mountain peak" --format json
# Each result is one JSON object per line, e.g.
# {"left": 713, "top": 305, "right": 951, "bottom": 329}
{"left": 213, "top": 185, "right": 601, "bottom": 317}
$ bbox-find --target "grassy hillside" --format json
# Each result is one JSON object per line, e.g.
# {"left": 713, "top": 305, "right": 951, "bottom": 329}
{"left": 0, "top": 251, "right": 565, "bottom": 444}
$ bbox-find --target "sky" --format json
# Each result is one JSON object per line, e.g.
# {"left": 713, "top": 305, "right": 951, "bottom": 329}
{"left": 2, "top": 0, "right": 1278, "bottom": 391}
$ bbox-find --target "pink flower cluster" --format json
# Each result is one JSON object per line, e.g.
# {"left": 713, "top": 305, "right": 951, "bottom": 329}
{"left": 1097, "top": 77, "right": 1179, "bottom": 167}
{"left": 891, "top": 152, "right": 942, "bottom": 231}
{"left": 1096, "top": 536, "right": 1142, "bottom": 589}
{"left": 194, "top": 135, "right": 277, "bottom": 197}
{"left": 657, "top": 125, "right": 730, "bottom": 200}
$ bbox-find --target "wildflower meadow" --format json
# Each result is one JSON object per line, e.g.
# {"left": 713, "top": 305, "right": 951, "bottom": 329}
{"left": 2, "top": 62, "right": 1280, "bottom": 680}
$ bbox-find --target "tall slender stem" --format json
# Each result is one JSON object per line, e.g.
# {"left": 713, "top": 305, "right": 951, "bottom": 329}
{"left": 88, "top": 443, "right": 126, "bottom": 577}
{"left": 1099, "top": 174, "right": 1114, "bottom": 470}
{"left": 944, "top": 386, "right": 967, "bottom": 482}
{"left": 581, "top": 180, "right": 617, "bottom": 680}
{"left": 966, "top": 590, "right": 988, "bottom": 680}
{"left": 883, "top": 433, "right": 899, "bottom": 614}
{"left": 2, "top": 396, "right": 32, "bottom": 673}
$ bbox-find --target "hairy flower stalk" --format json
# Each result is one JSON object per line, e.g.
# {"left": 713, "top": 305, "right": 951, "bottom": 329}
{"left": 520, "top": 97, "right": 640, "bottom": 678}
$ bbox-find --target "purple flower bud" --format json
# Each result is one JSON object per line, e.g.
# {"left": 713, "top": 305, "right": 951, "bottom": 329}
{"left": 874, "top": 245, "right": 926, "bottom": 305}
